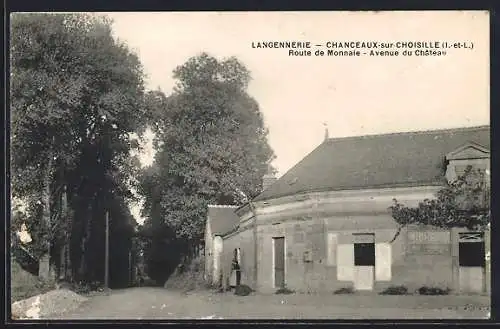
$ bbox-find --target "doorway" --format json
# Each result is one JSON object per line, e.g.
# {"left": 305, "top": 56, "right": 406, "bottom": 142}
{"left": 353, "top": 233, "right": 375, "bottom": 290}
{"left": 230, "top": 248, "right": 242, "bottom": 287}
{"left": 459, "top": 232, "right": 485, "bottom": 293}
{"left": 273, "top": 237, "right": 285, "bottom": 288}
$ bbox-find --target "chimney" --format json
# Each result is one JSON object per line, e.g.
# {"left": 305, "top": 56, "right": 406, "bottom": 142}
{"left": 262, "top": 174, "right": 277, "bottom": 191}
{"left": 262, "top": 168, "right": 277, "bottom": 191}
{"left": 323, "top": 122, "right": 329, "bottom": 141}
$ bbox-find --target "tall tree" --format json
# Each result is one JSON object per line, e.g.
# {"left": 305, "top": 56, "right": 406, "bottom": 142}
{"left": 10, "top": 13, "right": 148, "bottom": 283}
{"left": 138, "top": 53, "right": 275, "bottom": 274}
{"left": 389, "top": 165, "right": 490, "bottom": 242}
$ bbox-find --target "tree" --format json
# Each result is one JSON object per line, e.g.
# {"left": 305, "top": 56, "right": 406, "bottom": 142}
{"left": 138, "top": 53, "right": 275, "bottom": 276}
{"left": 389, "top": 165, "right": 490, "bottom": 242}
{"left": 10, "top": 13, "right": 148, "bottom": 284}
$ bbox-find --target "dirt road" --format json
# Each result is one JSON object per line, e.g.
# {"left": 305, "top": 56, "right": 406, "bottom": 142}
{"left": 51, "top": 287, "right": 490, "bottom": 320}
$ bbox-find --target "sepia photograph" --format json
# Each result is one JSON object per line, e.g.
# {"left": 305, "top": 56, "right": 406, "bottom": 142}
{"left": 9, "top": 10, "right": 490, "bottom": 320}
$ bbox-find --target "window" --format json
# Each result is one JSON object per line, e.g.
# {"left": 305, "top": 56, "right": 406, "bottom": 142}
{"left": 354, "top": 243, "right": 375, "bottom": 266}
{"left": 459, "top": 242, "right": 485, "bottom": 267}
{"left": 353, "top": 233, "right": 375, "bottom": 266}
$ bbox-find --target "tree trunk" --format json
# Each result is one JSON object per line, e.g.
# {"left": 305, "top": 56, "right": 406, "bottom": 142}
{"left": 390, "top": 224, "right": 404, "bottom": 243}
{"left": 39, "top": 151, "right": 55, "bottom": 281}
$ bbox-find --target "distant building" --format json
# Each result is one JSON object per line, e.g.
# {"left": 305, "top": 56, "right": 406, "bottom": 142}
{"left": 204, "top": 205, "right": 239, "bottom": 286}
{"left": 206, "top": 125, "right": 490, "bottom": 294}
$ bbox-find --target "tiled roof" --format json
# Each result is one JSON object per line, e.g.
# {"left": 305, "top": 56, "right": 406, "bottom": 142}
{"left": 207, "top": 205, "right": 240, "bottom": 236}
{"left": 254, "top": 125, "right": 490, "bottom": 201}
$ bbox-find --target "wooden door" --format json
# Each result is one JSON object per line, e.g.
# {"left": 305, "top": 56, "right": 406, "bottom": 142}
{"left": 273, "top": 237, "right": 285, "bottom": 288}
{"left": 459, "top": 232, "right": 485, "bottom": 293}
{"left": 353, "top": 233, "right": 375, "bottom": 291}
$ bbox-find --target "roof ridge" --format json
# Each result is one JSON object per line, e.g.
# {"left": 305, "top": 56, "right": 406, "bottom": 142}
{"left": 325, "top": 125, "right": 490, "bottom": 143}
{"left": 207, "top": 204, "right": 239, "bottom": 208}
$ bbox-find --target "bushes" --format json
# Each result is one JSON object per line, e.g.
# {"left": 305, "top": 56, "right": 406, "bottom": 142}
{"left": 70, "top": 281, "right": 108, "bottom": 295}
{"left": 379, "top": 285, "right": 409, "bottom": 295}
{"left": 416, "top": 286, "right": 451, "bottom": 295}
{"left": 334, "top": 287, "right": 355, "bottom": 294}
{"left": 377, "top": 285, "right": 451, "bottom": 295}
{"left": 234, "top": 284, "right": 253, "bottom": 296}
{"left": 378, "top": 285, "right": 450, "bottom": 295}
{"left": 275, "top": 287, "right": 295, "bottom": 295}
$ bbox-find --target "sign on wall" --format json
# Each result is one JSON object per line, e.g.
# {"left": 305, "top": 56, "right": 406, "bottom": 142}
{"left": 407, "top": 244, "right": 451, "bottom": 255}
{"left": 407, "top": 231, "right": 450, "bottom": 244}
{"left": 407, "top": 230, "right": 451, "bottom": 255}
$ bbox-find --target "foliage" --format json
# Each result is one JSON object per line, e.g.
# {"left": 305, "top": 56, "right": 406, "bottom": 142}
{"left": 275, "top": 287, "right": 295, "bottom": 295}
{"left": 333, "top": 287, "right": 355, "bottom": 294}
{"left": 11, "top": 13, "right": 146, "bottom": 197}
{"left": 416, "top": 286, "right": 451, "bottom": 295}
{"left": 10, "top": 13, "right": 148, "bottom": 285}
{"left": 136, "top": 222, "right": 180, "bottom": 284}
{"left": 137, "top": 53, "right": 275, "bottom": 276}
{"left": 389, "top": 166, "right": 490, "bottom": 232}
{"left": 379, "top": 285, "right": 409, "bottom": 295}
{"left": 234, "top": 284, "right": 254, "bottom": 296}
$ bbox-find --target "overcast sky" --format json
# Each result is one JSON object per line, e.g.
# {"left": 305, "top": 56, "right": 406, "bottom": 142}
{"left": 104, "top": 11, "right": 489, "bottom": 223}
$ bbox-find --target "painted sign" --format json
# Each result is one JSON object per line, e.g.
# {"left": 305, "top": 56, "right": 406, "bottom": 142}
{"left": 407, "top": 243, "right": 451, "bottom": 255}
{"left": 407, "top": 231, "right": 450, "bottom": 244}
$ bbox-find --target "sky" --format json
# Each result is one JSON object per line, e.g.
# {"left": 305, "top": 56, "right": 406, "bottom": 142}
{"left": 103, "top": 11, "right": 490, "bottom": 223}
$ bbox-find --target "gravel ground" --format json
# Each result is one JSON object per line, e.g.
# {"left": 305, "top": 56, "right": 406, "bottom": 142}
{"left": 48, "top": 287, "right": 490, "bottom": 320}
{"left": 12, "top": 289, "right": 88, "bottom": 320}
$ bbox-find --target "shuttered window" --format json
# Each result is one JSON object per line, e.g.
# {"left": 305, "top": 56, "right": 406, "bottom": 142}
{"left": 327, "top": 233, "right": 337, "bottom": 266}
{"left": 337, "top": 244, "right": 354, "bottom": 281}
{"left": 375, "top": 243, "right": 392, "bottom": 281}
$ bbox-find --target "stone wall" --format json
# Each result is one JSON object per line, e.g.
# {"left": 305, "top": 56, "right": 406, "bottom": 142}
{"left": 388, "top": 226, "right": 453, "bottom": 291}
{"left": 255, "top": 215, "right": 403, "bottom": 293}
{"left": 254, "top": 218, "right": 488, "bottom": 295}
{"left": 230, "top": 186, "right": 489, "bottom": 295}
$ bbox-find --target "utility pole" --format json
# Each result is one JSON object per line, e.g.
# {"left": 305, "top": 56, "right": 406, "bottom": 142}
{"left": 104, "top": 211, "right": 110, "bottom": 289}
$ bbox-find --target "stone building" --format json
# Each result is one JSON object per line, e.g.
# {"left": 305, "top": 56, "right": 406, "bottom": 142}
{"left": 207, "top": 125, "right": 490, "bottom": 294}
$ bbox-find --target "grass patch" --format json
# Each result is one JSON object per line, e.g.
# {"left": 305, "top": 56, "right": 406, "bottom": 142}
{"left": 417, "top": 286, "right": 451, "bottom": 295}
{"left": 334, "top": 287, "right": 355, "bottom": 295}
{"left": 275, "top": 287, "right": 295, "bottom": 295}
{"left": 379, "top": 285, "right": 409, "bottom": 295}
